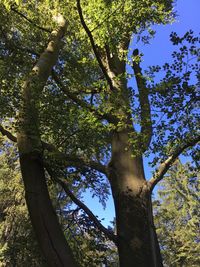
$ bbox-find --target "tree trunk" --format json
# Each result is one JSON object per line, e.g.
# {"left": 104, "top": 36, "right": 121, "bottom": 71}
{"left": 19, "top": 151, "right": 78, "bottom": 267}
{"left": 108, "top": 130, "right": 163, "bottom": 267}
{"left": 17, "top": 15, "right": 79, "bottom": 267}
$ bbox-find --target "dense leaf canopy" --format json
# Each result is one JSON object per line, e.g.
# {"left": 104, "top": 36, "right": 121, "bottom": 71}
{"left": 0, "top": 0, "right": 199, "bottom": 266}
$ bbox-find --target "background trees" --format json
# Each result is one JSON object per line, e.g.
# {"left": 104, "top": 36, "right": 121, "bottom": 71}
{"left": 0, "top": 0, "right": 199, "bottom": 266}
{"left": 154, "top": 161, "right": 200, "bottom": 267}
{"left": 0, "top": 141, "right": 45, "bottom": 266}
{"left": 1, "top": 149, "right": 199, "bottom": 266}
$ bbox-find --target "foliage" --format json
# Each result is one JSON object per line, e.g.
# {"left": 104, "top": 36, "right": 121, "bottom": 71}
{"left": 0, "top": 144, "right": 45, "bottom": 266}
{"left": 64, "top": 211, "right": 118, "bottom": 267}
{"left": 0, "top": 0, "right": 197, "bottom": 163}
{"left": 154, "top": 161, "right": 200, "bottom": 267}
{"left": 145, "top": 30, "right": 200, "bottom": 164}
{"left": 0, "top": 0, "right": 199, "bottom": 265}
{"left": 0, "top": 140, "right": 118, "bottom": 266}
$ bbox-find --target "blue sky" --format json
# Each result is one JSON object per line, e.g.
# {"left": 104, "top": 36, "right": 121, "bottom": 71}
{"left": 83, "top": 0, "right": 200, "bottom": 227}
{"left": 141, "top": 0, "right": 199, "bottom": 67}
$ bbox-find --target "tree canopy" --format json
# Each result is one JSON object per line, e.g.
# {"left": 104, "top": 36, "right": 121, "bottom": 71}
{"left": 0, "top": 0, "right": 199, "bottom": 266}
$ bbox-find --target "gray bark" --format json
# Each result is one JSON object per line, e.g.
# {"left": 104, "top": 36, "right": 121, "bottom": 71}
{"left": 17, "top": 15, "right": 79, "bottom": 267}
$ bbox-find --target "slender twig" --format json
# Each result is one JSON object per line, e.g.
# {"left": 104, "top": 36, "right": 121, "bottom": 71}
{"left": 90, "top": 3, "right": 124, "bottom": 33}
{"left": 59, "top": 179, "right": 117, "bottom": 244}
{"left": 52, "top": 70, "right": 117, "bottom": 123}
{"left": 42, "top": 141, "right": 107, "bottom": 175}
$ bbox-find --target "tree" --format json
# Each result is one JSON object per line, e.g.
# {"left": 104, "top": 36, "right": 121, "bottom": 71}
{"left": 154, "top": 161, "right": 200, "bottom": 266}
{"left": 0, "top": 141, "right": 45, "bottom": 266}
{"left": 0, "top": 0, "right": 199, "bottom": 266}
{"left": 0, "top": 141, "right": 117, "bottom": 267}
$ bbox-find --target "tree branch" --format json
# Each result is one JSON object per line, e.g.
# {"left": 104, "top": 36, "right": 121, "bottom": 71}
{"left": 52, "top": 71, "right": 117, "bottom": 123}
{"left": 0, "top": 28, "right": 41, "bottom": 59}
{"left": 17, "top": 14, "right": 67, "bottom": 156}
{"left": 0, "top": 124, "right": 17, "bottom": 142}
{"left": 148, "top": 135, "right": 200, "bottom": 192}
{"left": 0, "top": 125, "right": 107, "bottom": 174}
{"left": 132, "top": 49, "right": 152, "bottom": 151}
{"left": 76, "top": 0, "right": 114, "bottom": 90}
{"left": 45, "top": 165, "right": 117, "bottom": 244}
{"left": 2, "top": 39, "right": 115, "bottom": 123}
{"left": 2, "top": 31, "right": 116, "bottom": 124}
{"left": 59, "top": 180, "right": 117, "bottom": 244}
{"left": 42, "top": 141, "right": 107, "bottom": 175}
{"left": 11, "top": 6, "right": 51, "bottom": 33}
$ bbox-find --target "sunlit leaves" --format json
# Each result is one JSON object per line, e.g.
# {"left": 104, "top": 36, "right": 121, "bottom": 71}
{"left": 80, "top": 0, "right": 174, "bottom": 50}
{"left": 0, "top": 1, "right": 199, "bottom": 264}
{"left": 146, "top": 31, "right": 200, "bottom": 163}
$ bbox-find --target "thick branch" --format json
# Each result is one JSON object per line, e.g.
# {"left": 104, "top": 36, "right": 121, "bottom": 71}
{"left": 17, "top": 15, "right": 67, "bottom": 154}
{"left": 42, "top": 141, "right": 107, "bottom": 175}
{"left": 0, "top": 124, "right": 17, "bottom": 142}
{"left": 46, "top": 165, "right": 117, "bottom": 244}
{"left": 76, "top": 0, "right": 114, "bottom": 90}
{"left": 148, "top": 135, "right": 200, "bottom": 191}
{"left": 132, "top": 50, "right": 152, "bottom": 151}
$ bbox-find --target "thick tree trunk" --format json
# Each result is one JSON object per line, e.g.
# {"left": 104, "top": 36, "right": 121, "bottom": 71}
{"left": 19, "top": 151, "right": 78, "bottom": 267}
{"left": 17, "top": 15, "right": 79, "bottom": 267}
{"left": 108, "top": 130, "right": 163, "bottom": 267}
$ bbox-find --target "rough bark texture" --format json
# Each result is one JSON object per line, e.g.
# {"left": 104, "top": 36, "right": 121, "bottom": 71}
{"left": 17, "top": 15, "right": 79, "bottom": 267}
{"left": 108, "top": 130, "right": 163, "bottom": 267}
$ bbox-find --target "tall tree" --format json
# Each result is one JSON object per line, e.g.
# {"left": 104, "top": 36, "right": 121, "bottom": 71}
{"left": 154, "top": 161, "right": 200, "bottom": 266}
{"left": 0, "top": 0, "right": 199, "bottom": 266}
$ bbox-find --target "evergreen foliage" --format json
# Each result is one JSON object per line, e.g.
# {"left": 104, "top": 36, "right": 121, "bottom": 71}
{"left": 0, "top": 144, "right": 45, "bottom": 266}
{"left": 154, "top": 161, "right": 200, "bottom": 267}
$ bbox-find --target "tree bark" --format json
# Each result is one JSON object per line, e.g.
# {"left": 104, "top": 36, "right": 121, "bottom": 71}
{"left": 17, "top": 15, "right": 79, "bottom": 267}
{"left": 108, "top": 130, "right": 163, "bottom": 267}
{"left": 19, "top": 152, "right": 78, "bottom": 267}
